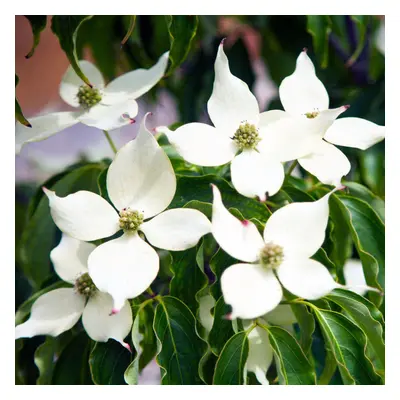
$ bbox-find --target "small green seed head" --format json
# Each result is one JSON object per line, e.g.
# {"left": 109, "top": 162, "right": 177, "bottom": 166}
{"left": 259, "top": 242, "right": 284, "bottom": 270}
{"left": 305, "top": 111, "right": 319, "bottom": 119}
{"left": 232, "top": 122, "right": 261, "bottom": 150}
{"left": 119, "top": 208, "right": 144, "bottom": 232}
{"left": 77, "top": 85, "right": 102, "bottom": 109}
{"left": 75, "top": 272, "right": 97, "bottom": 298}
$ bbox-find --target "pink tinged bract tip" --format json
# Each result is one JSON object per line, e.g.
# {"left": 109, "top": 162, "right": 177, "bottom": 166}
{"left": 223, "top": 313, "right": 232, "bottom": 320}
{"left": 220, "top": 37, "right": 226, "bottom": 46}
{"left": 343, "top": 104, "right": 351, "bottom": 110}
{"left": 122, "top": 342, "right": 132, "bottom": 353}
{"left": 303, "top": 47, "right": 308, "bottom": 53}
{"left": 241, "top": 220, "right": 250, "bottom": 227}
{"left": 110, "top": 308, "right": 119, "bottom": 316}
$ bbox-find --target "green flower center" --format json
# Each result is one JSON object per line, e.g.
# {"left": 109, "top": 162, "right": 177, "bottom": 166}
{"left": 119, "top": 208, "right": 144, "bottom": 232}
{"left": 77, "top": 85, "right": 102, "bottom": 109}
{"left": 305, "top": 111, "right": 319, "bottom": 119}
{"left": 232, "top": 122, "right": 261, "bottom": 150}
{"left": 75, "top": 273, "right": 97, "bottom": 298}
{"left": 259, "top": 242, "right": 284, "bottom": 270}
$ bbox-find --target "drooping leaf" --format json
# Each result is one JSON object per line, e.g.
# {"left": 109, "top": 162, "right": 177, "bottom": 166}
{"left": 15, "top": 75, "right": 31, "bottom": 127}
{"left": 24, "top": 16, "right": 47, "bottom": 58}
{"left": 153, "top": 296, "right": 207, "bottom": 384}
{"left": 34, "top": 337, "right": 57, "bottom": 384}
{"left": 165, "top": 16, "right": 199, "bottom": 76}
{"left": 347, "top": 15, "right": 370, "bottom": 67}
{"left": 51, "top": 16, "right": 94, "bottom": 86}
{"left": 306, "top": 16, "right": 332, "bottom": 68}
{"left": 289, "top": 302, "right": 316, "bottom": 356}
{"left": 213, "top": 331, "right": 249, "bottom": 385}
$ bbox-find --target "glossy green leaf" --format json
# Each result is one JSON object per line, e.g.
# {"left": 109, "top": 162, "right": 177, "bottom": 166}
{"left": 19, "top": 163, "right": 104, "bottom": 289}
{"left": 165, "top": 16, "right": 199, "bottom": 76}
{"left": 209, "top": 247, "right": 237, "bottom": 299}
{"left": 199, "top": 349, "right": 218, "bottom": 385}
{"left": 263, "top": 326, "right": 316, "bottom": 385}
{"left": 124, "top": 313, "right": 141, "bottom": 385}
{"left": 289, "top": 302, "right": 315, "bottom": 356}
{"left": 34, "top": 337, "right": 57, "bottom": 384}
{"left": 52, "top": 332, "right": 93, "bottom": 385}
{"left": 359, "top": 144, "right": 385, "bottom": 197}
{"left": 213, "top": 331, "right": 249, "bottom": 385}
{"left": 153, "top": 296, "right": 206, "bottom": 384}
{"left": 15, "top": 75, "right": 30, "bottom": 127}
{"left": 208, "top": 297, "right": 235, "bottom": 356}
{"left": 24, "top": 16, "right": 47, "bottom": 58}
{"left": 89, "top": 340, "right": 132, "bottom": 385}
{"left": 51, "top": 16, "right": 94, "bottom": 86}
{"left": 325, "top": 289, "right": 385, "bottom": 372}
{"left": 307, "top": 16, "right": 332, "bottom": 68}
{"left": 312, "top": 307, "right": 381, "bottom": 384}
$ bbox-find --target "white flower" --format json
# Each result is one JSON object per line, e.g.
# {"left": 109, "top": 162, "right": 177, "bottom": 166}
{"left": 16, "top": 52, "right": 169, "bottom": 154}
{"left": 343, "top": 258, "right": 369, "bottom": 296}
{"left": 15, "top": 234, "right": 133, "bottom": 350}
{"left": 198, "top": 294, "right": 296, "bottom": 385}
{"left": 156, "top": 41, "right": 290, "bottom": 201}
{"left": 211, "top": 184, "right": 343, "bottom": 320}
{"left": 269, "top": 49, "right": 385, "bottom": 187}
{"left": 43, "top": 114, "right": 211, "bottom": 313}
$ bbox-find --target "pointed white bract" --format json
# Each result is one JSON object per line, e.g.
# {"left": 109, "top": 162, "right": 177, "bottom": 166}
{"left": 16, "top": 53, "right": 169, "bottom": 154}
{"left": 44, "top": 116, "right": 211, "bottom": 312}
{"left": 15, "top": 235, "right": 133, "bottom": 348}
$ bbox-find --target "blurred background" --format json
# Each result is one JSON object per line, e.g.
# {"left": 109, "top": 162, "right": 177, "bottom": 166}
{"left": 15, "top": 15, "right": 385, "bottom": 384}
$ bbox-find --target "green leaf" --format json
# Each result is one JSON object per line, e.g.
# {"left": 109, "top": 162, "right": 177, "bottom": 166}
{"left": 213, "top": 331, "right": 249, "bottom": 385}
{"left": 209, "top": 247, "right": 237, "bottom": 299}
{"left": 347, "top": 16, "right": 370, "bottom": 67}
{"left": 19, "top": 163, "right": 104, "bottom": 289}
{"left": 165, "top": 16, "right": 199, "bottom": 76}
{"left": 289, "top": 302, "right": 315, "bottom": 356}
{"left": 153, "top": 296, "right": 207, "bottom": 384}
{"left": 51, "top": 16, "right": 94, "bottom": 86}
{"left": 312, "top": 307, "right": 381, "bottom": 384}
{"left": 15, "top": 75, "right": 30, "bottom": 127}
{"left": 34, "top": 337, "right": 57, "bottom": 384}
{"left": 24, "top": 16, "right": 47, "bottom": 58}
{"left": 325, "top": 289, "right": 385, "bottom": 372}
{"left": 208, "top": 297, "right": 235, "bottom": 355}
{"left": 307, "top": 16, "right": 332, "bottom": 68}
{"left": 359, "top": 144, "right": 385, "bottom": 197}
{"left": 263, "top": 326, "right": 316, "bottom": 385}
{"left": 124, "top": 310, "right": 142, "bottom": 385}
{"left": 52, "top": 332, "right": 93, "bottom": 384}
{"left": 332, "top": 195, "right": 385, "bottom": 305}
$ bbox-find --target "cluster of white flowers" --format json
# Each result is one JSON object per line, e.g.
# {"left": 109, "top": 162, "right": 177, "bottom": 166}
{"left": 15, "top": 42, "right": 384, "bottom": 383}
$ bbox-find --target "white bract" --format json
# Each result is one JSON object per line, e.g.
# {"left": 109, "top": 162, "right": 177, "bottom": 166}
{"left": 271, "top": 49, "right": 385, "bottom": 186}
{"left": 211, "top": 184, "right": 344, "bottom": 319}
{"left": 198, "top": 294, "right": 296, "bottom": 385}
{"left": 343, "top": 258, "right": 369, "bottom": 296}
{"left": 15, "top": 234, "right": 133, "bottom": 349}
{"left": 156, "top": 41, "right": 292, "bottom": 201}
{"left": 16, "top": 52, "right": 169, "bottom": 154}
{"left": 43, "top": 114, "right": 211, "bottom": 313}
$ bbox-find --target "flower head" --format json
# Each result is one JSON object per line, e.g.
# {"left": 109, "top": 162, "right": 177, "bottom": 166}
{"left": 16, "top": 52, "right": 169, "bottom": 154}
{"left": 43, "top": 114, "right": 211, "bottom": 312}
{"left": 15, "top": 234, "right": 133, "bottom": 350}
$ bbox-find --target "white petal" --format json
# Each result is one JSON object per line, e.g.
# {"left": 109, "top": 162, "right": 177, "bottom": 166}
{"left": 263, "top": 304, "right": 297, "bottom": 326}
{"left": 375, "top": 22, "right": 385, "bottom": 55}
{"left": 324, "top": 117, "right": 385, "bottom": 150}
{"left": 246, "top": 323, "right": 273, "bottom": 385}
{"left": 103, "top": 51, "right": 169, "bottom": 102}
{"left": 221, "top": 263, "right": 282, "bottom": 319}
{"left": 343, "top": 259, "right": 368, "bottom": 296}
{"left": 59, "top": 60, "right": 105, "bottom": 107}
{"left": 16, "top": 112, "right": 79, "bottom": 154}
{"left": 141, "top": 208, "right": 211, "bottom": 251}
{"left": 264, "top": 190, "right": 334, "bottom": 258}
{"left": 211, "top": 185, "right": 264, "bottom": 263}
{"left": 298, "top": 140, "right": 351, "bottom": 187}
{"left": 207, "top": 42, "right": 259, "bottom": 131}
{"left": 258, "top": 110, "right": 286, "bottom": 128}
{"left": 231, "top": 150, "right": 284, "bottom": 200}
{"left": 277, "top": 258, "right": 340, "bottom": 299}
{"left": 82, "top": 292, "right": 133, "bottom": 349}
{"left": 78, "top": 100, "right": 139, "bottom": 131}
{"left": 88, "top": 233, "right": 159, "bottom": 313}
{"left": 43, "top": 188, "right": 119, "bottom": 241}
{"left": 106, "top": 114, "right": 176, "bottom": 218}
{"left": 50, "top": 234, "right": 95, "bottom": 284}
{"left": 198, "top": 295, "right": 216, "bottom": 333}
{"left": 158, "top": 123, "right": 237, "bottom": 167}
{"left": 15, "top": 288, "right": 85, "bottom": 339}
{"left": 279, "top": 50, "right": 329, "bottom": 115}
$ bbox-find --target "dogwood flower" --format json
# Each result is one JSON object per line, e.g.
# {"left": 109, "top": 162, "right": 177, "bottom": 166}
{"left": 270, "top": 49, "right": 385, "bottom": 186}
{"left": 198, "top": 294, "right": 296, "bottom": 385}
{"left": 16, "top": 52, "right": 169, "bottom": 154}
{"left": 15, "top": 234, "right": 133, "bottom": 350}
{"left": 343, "top": 258, "right": 368, "bottom": 296}
{"left": 211, "top": 184, "right": 343, "bottom": 319}
{"left": 156, "top": 41, "right": 293, "bottom": 201}
{"left": 43, "top": 114, "right": 211, "bottom": 313}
